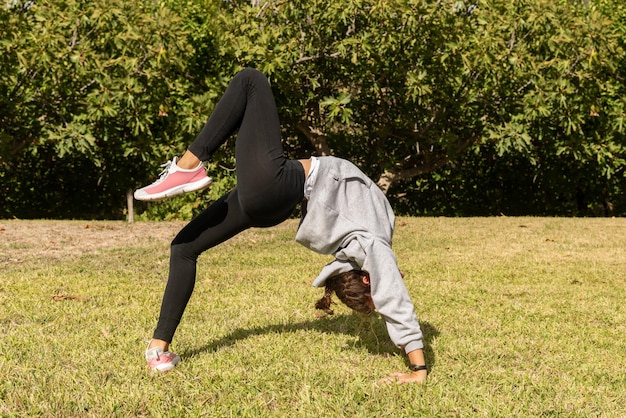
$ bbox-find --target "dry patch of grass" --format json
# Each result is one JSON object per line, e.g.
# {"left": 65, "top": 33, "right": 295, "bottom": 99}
{"left": 0, "top": 220, "right": 185, "bottom": 264}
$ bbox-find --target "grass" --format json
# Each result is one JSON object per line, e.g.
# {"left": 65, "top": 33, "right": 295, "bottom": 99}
{"left": 1, "top": 217, "right": 625, "bottom": 417}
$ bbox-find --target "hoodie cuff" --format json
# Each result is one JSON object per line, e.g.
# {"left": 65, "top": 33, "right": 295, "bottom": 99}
{"left": 404, "top": 340, "right": 424, "bottom": 354}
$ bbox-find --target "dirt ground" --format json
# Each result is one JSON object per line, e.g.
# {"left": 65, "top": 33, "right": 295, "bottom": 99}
{"left": 0, "top": 220, "right": 186, "bottom": 265}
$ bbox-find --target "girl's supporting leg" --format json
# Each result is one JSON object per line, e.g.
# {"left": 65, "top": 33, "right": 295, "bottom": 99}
{"left": 152, "top": 189, "right": 251, "bottom": 344}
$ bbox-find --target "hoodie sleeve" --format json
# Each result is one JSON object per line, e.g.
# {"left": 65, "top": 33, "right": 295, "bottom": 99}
{"left": 361, "top": 238, "right": 424, "bottom": 354}
{"left": 313, "top": 236, "right": 424, "bottom": 354}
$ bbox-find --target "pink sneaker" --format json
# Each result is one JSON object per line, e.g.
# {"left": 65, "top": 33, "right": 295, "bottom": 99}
{"left": 145, "top": 345, "right": 181, "bottom": 372}
{"left": 134, "top": 157, "right": 212, "bottom": 201}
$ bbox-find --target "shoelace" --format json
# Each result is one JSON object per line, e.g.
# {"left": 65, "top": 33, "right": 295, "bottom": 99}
{"left": 153, "top": 160, "right": 173, "bottom": 184}
{"left": 147, "top": 348, "right": 163, "bottom": 361}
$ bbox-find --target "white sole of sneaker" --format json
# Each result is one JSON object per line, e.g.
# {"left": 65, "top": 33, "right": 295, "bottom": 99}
{"left": 153, "top": 358, "right": 180, "bottom": 372}
{"left": 135, "top": 177, "right": 212, "bottom": 202}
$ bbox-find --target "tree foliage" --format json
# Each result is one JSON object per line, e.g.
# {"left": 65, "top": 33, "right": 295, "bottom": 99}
{"left": 1, "top": 0, "right": 625, "bottom": 218}
{"left": 1, "top": 0, "right": 201, "bottom": 217}
{"left": 216, "top": 0, "right": 626, "bottom": 214}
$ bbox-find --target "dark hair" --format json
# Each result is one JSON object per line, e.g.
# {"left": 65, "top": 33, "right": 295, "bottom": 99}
{"left": 315, "top": 269, "right": 374, "bottom": 315}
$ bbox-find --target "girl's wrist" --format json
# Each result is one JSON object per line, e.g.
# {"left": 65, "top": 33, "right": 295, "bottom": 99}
{"left": 408, "top": 364, "right": 428, "bottom": 373}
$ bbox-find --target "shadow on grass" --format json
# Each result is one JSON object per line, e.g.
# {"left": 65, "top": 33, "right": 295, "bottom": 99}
{"left": 181, "top": 314, "right": 439, "bottom": 370}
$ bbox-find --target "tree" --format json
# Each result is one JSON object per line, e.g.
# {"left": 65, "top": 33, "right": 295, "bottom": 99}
{"left": 2, "top": 0, "right": 625, "bottom": 218}
{"left": 0, "top": 0, "right": 200, "bottom": 218}
{"left": 217, "top": 0, "right": 485, "bottom": 192}
{"left": 213, "top": 0, "right": 626, "bottom": 213}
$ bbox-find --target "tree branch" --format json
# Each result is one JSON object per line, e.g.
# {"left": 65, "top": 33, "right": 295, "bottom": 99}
{"left": 295, "top": 51, "right": 341, "bottom": 64}
{"left": 376, "top": 133, "right": 476, "bottom": 194}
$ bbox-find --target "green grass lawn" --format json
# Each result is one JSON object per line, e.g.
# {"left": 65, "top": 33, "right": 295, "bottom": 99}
{"left": 1, "top": 217, "right": 625, "bottom": 417}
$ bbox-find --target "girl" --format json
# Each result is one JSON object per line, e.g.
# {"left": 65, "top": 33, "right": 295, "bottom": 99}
{"left": 135, "top": 68, "right": 427, "bottom": 384}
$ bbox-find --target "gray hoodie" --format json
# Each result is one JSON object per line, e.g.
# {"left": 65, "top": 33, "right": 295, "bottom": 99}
{"left": 295, "top": 156, "right": 423, "bottom": 354}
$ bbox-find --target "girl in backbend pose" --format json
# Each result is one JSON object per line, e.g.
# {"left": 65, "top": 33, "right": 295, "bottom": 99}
{"left": 135, "top": 68, "right": 428, "bottom": 384}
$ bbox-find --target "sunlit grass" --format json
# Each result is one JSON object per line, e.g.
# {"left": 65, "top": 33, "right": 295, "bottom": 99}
{"left": 1, "top": 218, "right": 625, "bottom": 416}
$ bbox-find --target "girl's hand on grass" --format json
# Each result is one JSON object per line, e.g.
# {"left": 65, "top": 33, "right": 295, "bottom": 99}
{"left": 379, "top": 370, "right": 427, "bottom": 385}
{"left": 379, "top": 348, "right": 428, "bottom": 384}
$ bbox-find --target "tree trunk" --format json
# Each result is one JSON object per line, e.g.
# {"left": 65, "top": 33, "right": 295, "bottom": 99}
{"left": 297, "top": 121, "right": 331, "bottom": 156}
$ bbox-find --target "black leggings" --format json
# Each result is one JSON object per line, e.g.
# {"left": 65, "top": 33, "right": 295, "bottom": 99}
{"left": 153, "top": 68, "right": 305, "bottom": 342}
